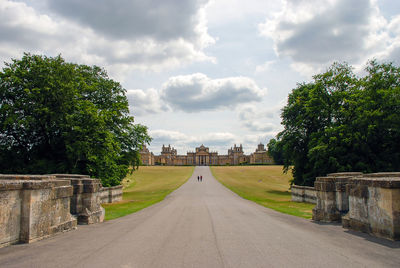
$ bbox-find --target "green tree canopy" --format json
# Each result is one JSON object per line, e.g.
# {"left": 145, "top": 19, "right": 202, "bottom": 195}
{"left": 267, "top": 138, "right": 284, "bottom": 165}
{"left": 278, "top": 61, "right": 400, "bottom": 186}
{"left": 0, "top": 53, "right": 151, "bottom": 186}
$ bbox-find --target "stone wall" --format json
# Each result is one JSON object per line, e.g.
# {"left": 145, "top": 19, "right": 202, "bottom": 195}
{"left": 291, "top": 185, "right": 316, "bottom": 204}
{"left": 312, "top": 172, "right": 363, "bottom": 222}
{"left": 52, "top": 174, "right": 104, "bottom": 225}
{"left": 0, "top": 173, "right": 124, "bottom": 247}
{"left": 0, "top": 175, "right": 77, "bottom": 248}
{"left": 312, "top": 172, "right": 400, "bottom": 240}
{"left": 342, "top": 173, "right": 400, "bottom": 240}
{"left": 0, "top": 181, "right": 21, "bottom": 247}
{"left": 100, "top": 185, "right": 123, "bottom": 204}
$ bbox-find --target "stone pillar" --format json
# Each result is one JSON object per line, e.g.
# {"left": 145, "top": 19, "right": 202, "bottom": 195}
{"left": 52, "top": 174, "right": 104, "bottom": 225}
{"left": 20, "top": 179, "right": 76, "bottom": 243}
{"left": 0, "top": 181, "right": 22, "bottom": 247}
{"left": 312, "top": 172, "right": 362, "bottom": 222}
{"left": 342, "top": 172, "right": 400, "bottom": 240}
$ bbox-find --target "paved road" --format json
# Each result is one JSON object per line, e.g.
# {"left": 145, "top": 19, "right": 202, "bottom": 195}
{"left": 1, "top": 166, "right": 400, "bottom": 267}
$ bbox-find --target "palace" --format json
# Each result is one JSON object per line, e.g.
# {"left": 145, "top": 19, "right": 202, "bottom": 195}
{"left": 140, "top": 143, "right": 273, "bottom": 166}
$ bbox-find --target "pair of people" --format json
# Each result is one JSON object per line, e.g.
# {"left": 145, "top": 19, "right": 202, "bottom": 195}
{"left": 197, "top": 175, "right": 203, "bottom": 182}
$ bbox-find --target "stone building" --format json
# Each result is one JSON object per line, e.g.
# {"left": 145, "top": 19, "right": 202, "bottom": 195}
{"left": 249, "top": 143, "right": 274, "bottom": 164}
{"left": 139, "top": 145, "right": 154, "bottom": 166}
{"left": 141, "top": 143, "right": 273, "bottom": 166}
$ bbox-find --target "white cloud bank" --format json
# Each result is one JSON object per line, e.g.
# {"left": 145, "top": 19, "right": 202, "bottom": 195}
{"left": 259, "top": 0, "right": 400, "bottom": 75}
{"left": 126, "top": 73, "right": 267, "bottom": 115}
{"left": 126, "top": 88, "right": 169, "bottom": 116}
{"left": 160, "top": 73, "right": 266, "bottom": 112}
{"left": 0, "top": 0, "right": 215, "bottom": 73}
{"left": 237, "top": 103, "right": 284, "bottom": 134}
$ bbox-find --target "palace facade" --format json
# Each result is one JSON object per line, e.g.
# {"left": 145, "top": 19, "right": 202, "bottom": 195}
{"left": 140, "top": 143, "right": 273, "bottom": 166}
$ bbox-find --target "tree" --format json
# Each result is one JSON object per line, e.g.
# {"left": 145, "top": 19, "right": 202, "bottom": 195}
{"left": 0, "top": 53, "right": 151, "bottom": 186}
{"left": 267, "top": 138, "right": 284, "bottom": 165}
{"left": 277, "top": 61, "right": 400, "bottom": 186}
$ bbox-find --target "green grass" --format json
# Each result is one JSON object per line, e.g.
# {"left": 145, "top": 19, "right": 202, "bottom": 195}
{"left": 102, "top": 166, "right": 194, "bottom": 220}
{"left": 210, "top": 166, "right": 315, "bottom": 219}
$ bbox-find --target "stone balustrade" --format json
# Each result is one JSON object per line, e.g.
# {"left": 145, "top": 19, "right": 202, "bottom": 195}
{"left": 0, "top": 175, "right": 77, "bottom": 247}
{"left": 312, "top": 172, "right": 363, "bottom": 222}
{"left": 342, "top": 172, "right": 400, "bottom": 240}
{"left": 312, "top": 172, "right": 400, "bottom": 240}
{"left": 0, "top": 173, "right": 125, "bottom": 247}
{"left": 100, "top": 185, "right": 123, "bottom": 204}
{"left": 52, "top": 174, "right": 104, "bottom": 225}
{"left": 291, "top": 185, "right": 316, "bottom": 204}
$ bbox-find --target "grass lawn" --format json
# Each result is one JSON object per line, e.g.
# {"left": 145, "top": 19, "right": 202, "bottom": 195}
{"left": 210, "top": 165, "right": 315, "bottom": 219}
{"left": 102, "top": 166, "right": 194, "bottom": 220}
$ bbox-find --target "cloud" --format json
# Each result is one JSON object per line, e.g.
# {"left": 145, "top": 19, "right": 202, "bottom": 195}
{"left": 205, "top": 0, "right": 279, "bottom": 26}
{"left": 187, "top": 132, "right": 236, "bottom": 147}
{"left": 46, "top": 0, "right": 208, "bottom": 41}
{"left": 243, "top": 121, "right": 275, "bottom": 132}
{"left": 126, "top": 88, "right": 169, "bottom": 116}
{"left": 238, "top": 104, "right": 283, "bottom": 133}
{"left": 243, "top": 134, "right": 271, "bottom": 145}
{"left": 126, "top": 73, "right": 266, "bottom": 115}
{"left": 160, "top": 73, "right": 266, "bottom": 112}
{"left": 0, "top": 1, "right": 72, "bottom": 59}
{"left": 149, "top": 129, "right": 189, "bottom": 142}
{"left": 0, "top": 0, "right": 215, "bottom": 72}
{"left": 373, "top": 15, "right": 400, "bottom": 64}
{"left": 150, "top": 129, "right": 235, "bottom": 146}
{"left": 255, "top": 60, "right": 276, "bottom": 74}
{"left": 259, "top": 0, "right": 399, "bottom": 75}
{"left": 147, "top": 129, "right": 189, "bottom": 154}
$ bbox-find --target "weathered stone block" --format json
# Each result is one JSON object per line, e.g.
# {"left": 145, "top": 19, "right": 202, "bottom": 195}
{"left": 343, "top": 173, "right": 400, "bottom": 240}
{"left": 0, "top": 175, "right": 77, "bottom": 247}
{"left": 0, "top": 188, "right": 22, "bottom": 247}
{"left": 52, "top": 174, "right": 104, "bottom": 225}
{"left": 312, "top": 172, "right": 363, "bottom": 222}
{"left": 291, "top": 185, "right": 316, "bottom": 204}
{"left": 109, "top": 185, "right": 123, "bottom": 203}
{"left": 100, "top": 185, "right": 123, "bottom": 204}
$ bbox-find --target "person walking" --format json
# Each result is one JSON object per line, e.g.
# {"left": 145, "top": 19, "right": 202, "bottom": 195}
{"left": 197, "top": 175, "right": 199, "bottom": 182}
{"left": 200, "top": 175, "right": 203, "bottom": 182}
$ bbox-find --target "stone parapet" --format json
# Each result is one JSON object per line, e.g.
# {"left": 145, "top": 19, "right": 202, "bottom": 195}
{"left": 52, "top": 174, "right": 104, "bottom": 225}
{"left": 0, "top": 175, "right": 77, "bottom": 247}
{"left": 291, "top": 185, "right": 316, "bottom": 204}
{"left": 342, "top": 172, "right": 400, "bottom": 240}
{"left": 312, "top": 172, "right": 363, "bottom": 222}
{"left": 312, "top": 171, "right": 400, "bottom": 240}
{"left": 100, "top": 185, "right": 123, "bottom": 204}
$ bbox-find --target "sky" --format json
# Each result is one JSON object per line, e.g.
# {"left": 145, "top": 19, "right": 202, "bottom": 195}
{"left": 1, "top": 0, "right": 400, "bottom": 155}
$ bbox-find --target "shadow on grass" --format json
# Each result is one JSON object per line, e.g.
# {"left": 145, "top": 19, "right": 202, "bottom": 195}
{"left": 265, "top": 190, "right": 291, "bottom": 196}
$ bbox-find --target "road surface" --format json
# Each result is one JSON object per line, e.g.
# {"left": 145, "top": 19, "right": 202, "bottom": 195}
{"left": 1, "top": 166, "right": 400, "bottom": 267}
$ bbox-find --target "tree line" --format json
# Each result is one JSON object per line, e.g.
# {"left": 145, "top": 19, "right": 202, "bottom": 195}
{"left": 268, "top": 61, "right": 400, "bottom": 186}
{"left": 0, "top": 53, "right": 151, "bottom": 186}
